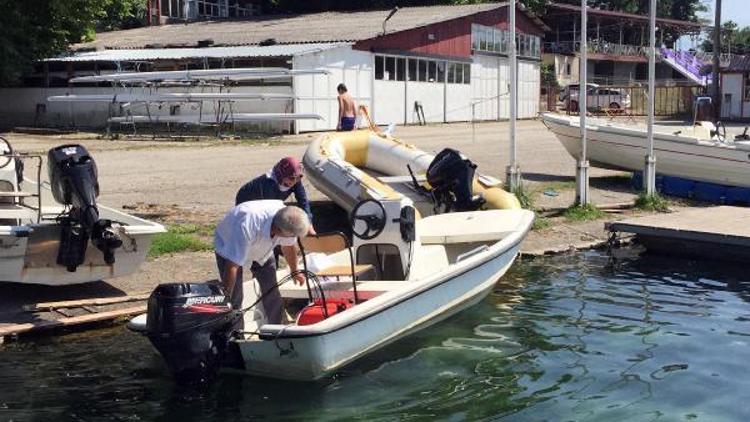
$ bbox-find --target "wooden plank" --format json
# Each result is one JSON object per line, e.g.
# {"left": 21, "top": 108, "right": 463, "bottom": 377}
{"left": 315, "top": 264, "right": 374, "bottom": 277}
{"left": 0, "top": 305, "right": 146, "bottom": 338}
{"left": 607, "top": 206, "right": 750, "bottom": 247}
{"left": 24, "top": 294, "right": 149, "bottom": 312}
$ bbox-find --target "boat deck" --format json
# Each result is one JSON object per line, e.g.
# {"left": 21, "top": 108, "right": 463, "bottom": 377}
{"left": 607, "top": 206, "right": 750, "bottom": 262}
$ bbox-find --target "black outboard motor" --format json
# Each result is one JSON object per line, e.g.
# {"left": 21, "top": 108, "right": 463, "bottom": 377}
{"left": 426, "top": 148, "right": 485, "bottom": 212}
{"left": 146, "top": 283, "right": 237, "bottom": 385}
{"left": 48, "top": 144, "right": 122, "bottom": 271}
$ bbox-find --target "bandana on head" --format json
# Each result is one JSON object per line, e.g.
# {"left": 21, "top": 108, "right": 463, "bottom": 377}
{"left": 273, "top": 157, "right": 303, "bottom": 181}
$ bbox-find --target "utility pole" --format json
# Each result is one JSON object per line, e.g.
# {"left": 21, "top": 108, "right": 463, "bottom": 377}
{"left": 506, "top": 0, "right": 521, "bottom": 191}
{"left": 575, "top": 0, "right": 589, "bottom": 206}
{"left": 644, "top": 0, "right": 657, "bottom": 195}
{"left": 713, "top": 0, "right": 722, "bottom": 119}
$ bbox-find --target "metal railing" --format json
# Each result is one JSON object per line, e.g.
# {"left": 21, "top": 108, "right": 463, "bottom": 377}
{"left": 551, "top": 84, "right": 707, "bottom": 117}
{"left": 543, "top": 41, "right": 648, "bottom": 57}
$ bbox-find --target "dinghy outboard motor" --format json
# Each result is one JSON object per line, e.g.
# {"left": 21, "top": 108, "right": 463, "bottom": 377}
{"left": 146, "top": 282, "right": 237, "bottom": 384}
{"left": 425, "top": 148, "right": 485, "bottom": 212}
{"left": 48, "top": 144, "right": 122, "bottom": 272}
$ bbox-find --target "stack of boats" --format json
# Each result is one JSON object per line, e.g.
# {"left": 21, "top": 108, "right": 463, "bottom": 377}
{"left": 130, "top": 127, "right": 534, "bottom": 382}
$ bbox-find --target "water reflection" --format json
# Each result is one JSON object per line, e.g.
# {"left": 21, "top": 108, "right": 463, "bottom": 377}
{"left": 1, "top": 250, "right": 750, "bottom": 421}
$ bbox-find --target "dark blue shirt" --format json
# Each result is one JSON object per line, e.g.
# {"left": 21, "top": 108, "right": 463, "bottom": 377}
{"left": 235, "top": 174, "right": 313, "bottom": 220}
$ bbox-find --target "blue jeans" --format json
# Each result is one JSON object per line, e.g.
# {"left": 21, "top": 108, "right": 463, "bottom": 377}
{"left": 215, "top": 254, "right": 282, "bottom": 327}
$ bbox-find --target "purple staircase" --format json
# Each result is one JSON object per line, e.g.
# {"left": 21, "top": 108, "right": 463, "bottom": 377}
{"left": 660, "top": 48, "right": 711, "bottom": 86}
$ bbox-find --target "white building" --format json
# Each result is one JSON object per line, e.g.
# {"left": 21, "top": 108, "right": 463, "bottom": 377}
{"left": 1, "top": 3, "right": 548, "bottom": 133}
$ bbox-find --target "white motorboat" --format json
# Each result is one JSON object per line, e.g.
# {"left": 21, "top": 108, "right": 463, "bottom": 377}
{"left": 541, "top": 112, "right": 750, "bottom": 188}
{"left": 0, "top": 139, "right": 164, "bottom": 285}
{"left": 129, "top": 132, "right": 532, "bottom": 382}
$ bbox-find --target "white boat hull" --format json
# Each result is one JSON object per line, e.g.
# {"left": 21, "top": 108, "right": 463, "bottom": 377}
{"left": 0, "top": 204, "right": 164, "bottom": 286}
{"left": 541, "top": 112, "right": 750, "bottom": 188}
{"left": 235, "top": 212, "right": 530, "bottom": 381}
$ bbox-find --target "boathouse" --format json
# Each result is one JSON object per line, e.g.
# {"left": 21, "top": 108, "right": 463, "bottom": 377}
{"left": 0, "top": 3, "right": 548, "bottom": 132}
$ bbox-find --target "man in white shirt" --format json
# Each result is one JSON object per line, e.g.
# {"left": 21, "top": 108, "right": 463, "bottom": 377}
{"left": 214, "top": 200, "right": 310, "bottom": 326}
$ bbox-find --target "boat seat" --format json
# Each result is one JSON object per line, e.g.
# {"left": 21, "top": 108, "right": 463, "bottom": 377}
{"left": 0, "top": 205, "right": 38, "bottom": 221}
{"left": 278, "top": 279, "right": 394, "bottom": 301}
{"left": 408, "top": 244, "right": 449, "bottom": 281}
{"left": 417, "top": 210, "right": 519, "bottom": 244}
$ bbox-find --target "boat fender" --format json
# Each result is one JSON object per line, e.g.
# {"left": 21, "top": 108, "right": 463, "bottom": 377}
{"left": 296, "top": 299, "right": 352, "bottom": 326}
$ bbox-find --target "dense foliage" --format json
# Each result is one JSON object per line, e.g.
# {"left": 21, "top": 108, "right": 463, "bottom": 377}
{"left": 701, "top": 21, "right": 750, "bottom": 55}
{"left": 0, "top": 0, "right": 145, "bottom": 85}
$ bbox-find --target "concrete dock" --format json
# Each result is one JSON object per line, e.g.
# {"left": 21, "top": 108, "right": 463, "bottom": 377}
{"left": 607, "top": 206, "right": 750, "bottom": 262}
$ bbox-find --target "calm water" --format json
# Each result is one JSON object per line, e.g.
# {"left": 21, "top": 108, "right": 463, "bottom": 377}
{"left": 2, "top": 249, "right": 750, "bottom": 421}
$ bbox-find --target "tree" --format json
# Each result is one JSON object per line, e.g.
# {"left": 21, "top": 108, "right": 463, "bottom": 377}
{"left": 701, "top": 20, "right": 750, "bottom": 54}
{"left": 0, "top": 0, "right": 145, "bottom": 86}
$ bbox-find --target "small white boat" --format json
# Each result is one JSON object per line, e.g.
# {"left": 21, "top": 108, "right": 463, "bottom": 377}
{"left": 0, "top": 139, "right": 164, "bottom": 285}
{"left": 130, "top": 129, "right": 532, "bottom": 382}
{"left": 234, "top": 207, "right": 533, "bottom": 380}
{"left": 541, "top": 112, "right": 750, "bottom": 188}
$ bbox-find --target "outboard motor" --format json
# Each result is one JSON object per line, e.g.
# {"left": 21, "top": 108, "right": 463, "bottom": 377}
{"left": 146, "top": 283, "right": 237, "bottom": 385}
{"left": 426, "top": 148, "right": 485, "bottom": 212}
{"left": 48, "top": 144, "right": 122, "bottom": 271}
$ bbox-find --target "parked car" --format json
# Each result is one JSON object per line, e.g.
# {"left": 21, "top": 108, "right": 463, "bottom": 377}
{"left": 565, "top": 85, "right": 631, "bottom": 112}
{"left": 559, "top": 83, "right": 598, "bottom": 102}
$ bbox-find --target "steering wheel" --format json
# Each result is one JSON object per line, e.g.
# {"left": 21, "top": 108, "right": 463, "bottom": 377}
{"left": 0, "top": 136, "right": 13, "bottom": 169}
{"left": 350, "top": 199, "right": 387, "bottom": 240}
{"left": 714, "top": 121, "right": 727, "bottom": 142}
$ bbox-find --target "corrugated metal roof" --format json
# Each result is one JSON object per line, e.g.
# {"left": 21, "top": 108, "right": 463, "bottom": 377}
{"left": 47, "top": 43, "right": 346, "bottom": 62}
{"left": 724, "top": 55, "right": 750, "bottom": 73}
{"left": 73, "top": 3, "right": 543, "bottom": 51}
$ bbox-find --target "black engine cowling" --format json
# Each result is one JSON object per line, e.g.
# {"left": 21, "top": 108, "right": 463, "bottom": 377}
{"left": 146, "top": 283, "right": 237, "bottom": 385}
{"left": 48, "top": 144, "right": 122, "bottom": 271}
{"left": 426, "top": 148, "right": 485, "bottom": 212}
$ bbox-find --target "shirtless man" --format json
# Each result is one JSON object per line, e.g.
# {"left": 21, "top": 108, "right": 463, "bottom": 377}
{"left": 336, "top": 83, "right": 357, "bottom": 131}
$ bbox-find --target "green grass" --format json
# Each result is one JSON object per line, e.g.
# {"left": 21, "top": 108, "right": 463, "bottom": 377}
{"left": 634, "top": 192, "right": 670, "bottom": 212}
{"left": 167, "top": 223, "right": 216, "bottom": 236}
{"left": 511, "top": 183, "right": 534, "bottom": 210}
{"left": 538, "top": 180, "right": 576, "bottom": 192}
{"left": 148, "top": 225, "right": 213, "bottom": 258}
{"left": 532, "top": 214, "right": 551, "bottom": 231}
{"left": 563, "top": 203, "right": 607, "bottom": 222}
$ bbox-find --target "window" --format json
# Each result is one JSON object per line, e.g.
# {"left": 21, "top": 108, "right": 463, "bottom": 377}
{"left": 470, "top": 24, "right": 540, "bottom": 58}
{"left": 455, "top": 63, "right": 464, "bottom": 84}
{"left": 396, "top": 58, "right": 406, "bottom": 81}
{"left": 385, "top": 56, "right": 396, "bottom": 81}
{"left": 745, "top": 73, "right": 750, "bottom": 100}
{"left": 463, "top": 63, "right": 471, "bottom": 84}
{"left": 428, "top": 61, "right": 437, "bottom": 82}
{"left": 375, "top": 55, "right": 384, "bottom": 80}
{"left": 437, "top": 61, "right": 446, "bottom": 83}
{"left": 447, "top": 63, "right": 456, "bottom": 83}
{"left": 418, "top": 60, "right": 427, "bottom": 82}
{"left": 408, "top": 59, "right": 417, "bottom": 81}
{"left": 565, "top": 62, "right": 571, "bottom": 76}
